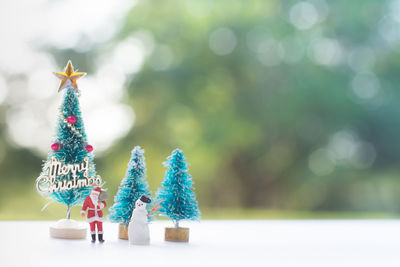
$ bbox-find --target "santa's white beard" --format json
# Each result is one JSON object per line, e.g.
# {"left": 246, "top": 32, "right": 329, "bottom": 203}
{"left": 91, "top": 195, "right": 98, "bottom": 206}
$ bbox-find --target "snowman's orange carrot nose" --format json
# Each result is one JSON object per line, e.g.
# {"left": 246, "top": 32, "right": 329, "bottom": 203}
{"left": 147, "top": 200, "right": 165, "bottom": 217}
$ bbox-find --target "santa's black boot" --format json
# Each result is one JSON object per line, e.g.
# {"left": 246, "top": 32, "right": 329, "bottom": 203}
{"left": 91, "top": 234, "right": 96, "bottom": 243}
{"left": 98, "top": 233, "right": 105, "bottom": 243}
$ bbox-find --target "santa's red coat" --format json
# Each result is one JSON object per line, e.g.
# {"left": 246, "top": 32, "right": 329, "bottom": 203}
{"left": 81, "top": 196, "right": 106, "bottom": 223}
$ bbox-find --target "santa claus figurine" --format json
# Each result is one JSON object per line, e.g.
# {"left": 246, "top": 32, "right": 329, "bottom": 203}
{"left": 81, "top": 187, "right": 106, "bottom": 243}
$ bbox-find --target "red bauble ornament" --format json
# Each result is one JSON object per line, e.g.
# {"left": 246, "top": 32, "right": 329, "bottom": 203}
{"left": 51, "top": 143, "right": 60, "bottom": 151}
{"left": 67, "top": 116, "right": 76, "bottom": 124}
{"left": 86, "top": 144, "right": 93, "bottom": 152}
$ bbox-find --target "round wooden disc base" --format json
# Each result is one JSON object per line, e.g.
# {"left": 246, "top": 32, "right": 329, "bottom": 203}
{"left": 119, "top": 223, "right": 129, "bottom": 240}
{"left": 49, "top": 219, "right": 87, "bottom": 239}
{"left": 165, "top": 227, "right": 189, "bottom": 242}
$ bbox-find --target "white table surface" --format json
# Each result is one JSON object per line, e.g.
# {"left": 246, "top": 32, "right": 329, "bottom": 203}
{"left": 1, "top": 220, "right": 399, "bottom": 267}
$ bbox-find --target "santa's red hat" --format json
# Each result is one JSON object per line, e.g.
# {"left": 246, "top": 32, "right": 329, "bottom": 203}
{"left": 93, "top": 187, "right": 101, "bottom": 193}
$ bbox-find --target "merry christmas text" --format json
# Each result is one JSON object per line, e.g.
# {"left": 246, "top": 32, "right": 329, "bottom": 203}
{"left": 35, "top": 157, "right": 102, "bottom": 193}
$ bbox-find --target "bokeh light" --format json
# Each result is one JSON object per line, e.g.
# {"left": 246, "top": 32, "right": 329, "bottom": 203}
{"left": 209, "top": 27, "right": 237, "bottom": 56}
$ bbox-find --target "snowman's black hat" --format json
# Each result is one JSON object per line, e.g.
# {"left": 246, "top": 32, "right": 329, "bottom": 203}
{"left": 140, "top": 194, "right": 151, "bottom": 204}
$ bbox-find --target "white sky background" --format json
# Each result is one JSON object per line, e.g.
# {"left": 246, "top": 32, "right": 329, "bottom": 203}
{"left": 0, "top": 0, "right": 143, "bottom": 155}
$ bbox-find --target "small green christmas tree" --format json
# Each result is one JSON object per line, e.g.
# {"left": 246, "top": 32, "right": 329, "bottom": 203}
{"left": 108, "top": 146, "right": 152, "bottom": 226}
{"left": 156, "top": 149, "right": 200, "bottom": 228}
{"left": 35, "top": 61, "right": 100, "bottom": 219}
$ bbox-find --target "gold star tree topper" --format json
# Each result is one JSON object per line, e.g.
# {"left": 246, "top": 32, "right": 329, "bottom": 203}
{"left": 53, "top": 60, "right": 86, "bottom": 93}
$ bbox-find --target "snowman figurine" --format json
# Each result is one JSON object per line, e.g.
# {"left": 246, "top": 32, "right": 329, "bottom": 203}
{"left": 128, "top": 194, "right": 151, "bottom": 245}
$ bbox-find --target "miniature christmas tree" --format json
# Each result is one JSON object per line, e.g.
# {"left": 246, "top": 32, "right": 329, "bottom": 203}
{"left": 35, "top": 61, "right": 102, "bottom": 239}
{"left": 156, "top": 149, "right": 200, "bottom": 242}
{"left": 108, "top": 146, "right": 151, "bottom": 238}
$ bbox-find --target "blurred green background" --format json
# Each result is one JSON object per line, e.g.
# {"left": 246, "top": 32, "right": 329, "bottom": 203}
{"left": 1, "top": 0, "right": 400, "bottom": 220}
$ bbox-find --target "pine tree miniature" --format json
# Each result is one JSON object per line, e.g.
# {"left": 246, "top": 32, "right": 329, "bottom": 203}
{"left": 35, "top": 61, "right": 102, "bottom": 239}
{"left": 156, "top": 149, "right": 200, "bottom": 232}
{"left": 50, "top": 89, "right": 97, "bottom": 215}
{"left": 36, "top": 61, "right": 100, "bottom": 217}
{"left": 108, "top": 146, "right": 152, "bottom": 228}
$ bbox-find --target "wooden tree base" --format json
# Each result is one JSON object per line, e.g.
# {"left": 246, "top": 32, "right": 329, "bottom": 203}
{"left": 119, "top": 223, "right": 129, "bottom": 240}
{"left": 50, "top": 219, "right": 86, "bottom": 239}
{"left": 165, "top": 227, "right": 189, "bottom": 242}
